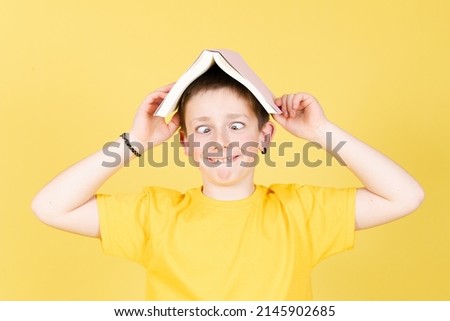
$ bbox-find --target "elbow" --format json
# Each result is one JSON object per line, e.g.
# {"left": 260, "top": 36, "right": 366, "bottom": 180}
{"left": 401, "top": 184, "right": 425, "bottom": 215}
{"left": 413, "top": 185, "right": 425, "bottom": 210}
{"left": 31, "top": 195, "right": 45, "bottom": 222}
{"left": 31, "top": 194, "right": 54, "bottom": 223}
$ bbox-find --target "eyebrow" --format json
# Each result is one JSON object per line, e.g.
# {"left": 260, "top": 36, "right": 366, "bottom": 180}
{"left": 189, "top": 113, "right": 249, "bottom": 125}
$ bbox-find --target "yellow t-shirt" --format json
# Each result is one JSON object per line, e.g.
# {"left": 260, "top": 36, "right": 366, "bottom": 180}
{"left": 96, "top": 184, "right": 356, "bottom": 300}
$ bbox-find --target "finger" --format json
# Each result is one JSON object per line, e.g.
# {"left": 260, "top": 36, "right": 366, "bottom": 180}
{"left": 287, "top": 94, "right": 295, "bottom": 118}
{"left": 292, "top": 93, "right": 304, "bottom": 111}
{"left": 153, "top": 91, "right": 169, "bottom": 103}
{"left": 294, "top": 93, "right": 315, "bottom": 111}
{"left": 139, "top": 92, "right": 168, "bottom": 115}
{"left": 156, "top": 82, "right": 176, "bottom": 93}
{"left": 291, "top": 94, "right": 307, "bottom": 118}
{"left": 274, "top": 97, "right": 282, "bottom": 107}
{"left": 281, "top": 95, "right": 289, "bottom": 116}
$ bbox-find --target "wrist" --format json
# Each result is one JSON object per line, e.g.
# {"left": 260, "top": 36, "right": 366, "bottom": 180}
{"left": 308, "top": 121, "right": 336, "bottom": 146}
{"left": 122, "top": 132, "right": 148, "bottom": 156}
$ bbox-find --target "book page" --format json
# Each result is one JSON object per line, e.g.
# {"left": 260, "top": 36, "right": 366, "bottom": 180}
{"left": 154, "top": 51, "right": 215, "bottom": 116}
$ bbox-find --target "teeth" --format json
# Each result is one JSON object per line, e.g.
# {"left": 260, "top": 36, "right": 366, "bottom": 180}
{"left": 208, "top": 156, "right": 236, "bottom": 163}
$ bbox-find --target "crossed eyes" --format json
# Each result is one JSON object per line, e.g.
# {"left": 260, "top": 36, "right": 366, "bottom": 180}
{"left": 195, "top": 122, "right": 245, "bottom": 134}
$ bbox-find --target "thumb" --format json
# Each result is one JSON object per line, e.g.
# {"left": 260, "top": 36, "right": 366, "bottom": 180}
{"left": 167, "top": 113, "right": 181, "bottom": 135}
{"left": 272, "top": 113, "right": 287, "bottom": 126}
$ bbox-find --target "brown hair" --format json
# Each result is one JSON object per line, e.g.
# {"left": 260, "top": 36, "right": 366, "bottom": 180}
{"left": 177, "top": 64, "right": 269, "bottom": 133}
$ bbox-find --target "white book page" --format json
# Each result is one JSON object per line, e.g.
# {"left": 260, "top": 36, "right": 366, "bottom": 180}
{"left": 154, "top": 51, "right": 215, "bottom": 117}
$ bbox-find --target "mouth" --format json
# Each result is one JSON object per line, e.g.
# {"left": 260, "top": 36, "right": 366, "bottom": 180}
{"left": 205, "top": 155, "right": 241, "bottom": 165}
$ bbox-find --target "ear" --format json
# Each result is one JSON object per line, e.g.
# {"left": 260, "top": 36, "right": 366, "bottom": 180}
{"left": 259, "top": 121, "right": 276, "bottom": 150}
{"left": 179, "top": 130, "right": 190, "bottom": 156}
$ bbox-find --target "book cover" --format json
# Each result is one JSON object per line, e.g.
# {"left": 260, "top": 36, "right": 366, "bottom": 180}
{"left": 154, "top": 49, "right": 281, "bottom": 117}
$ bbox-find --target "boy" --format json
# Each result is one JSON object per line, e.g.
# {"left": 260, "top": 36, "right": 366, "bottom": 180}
{"left": 32, "top": 64, "right": 424, "bottom": 300}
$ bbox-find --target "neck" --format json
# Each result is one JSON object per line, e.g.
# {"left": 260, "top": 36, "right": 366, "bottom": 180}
{"left": 202, "top": 178, "right": 256, "bottom": 201}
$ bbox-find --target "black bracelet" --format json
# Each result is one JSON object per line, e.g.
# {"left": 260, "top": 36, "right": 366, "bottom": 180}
{"left": 120, "top": 133, "right": 142, "bottom": 157}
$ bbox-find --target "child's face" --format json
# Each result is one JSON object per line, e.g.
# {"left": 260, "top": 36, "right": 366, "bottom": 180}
{"left": 182, "top": 88, "right": 273, "bottom": 187}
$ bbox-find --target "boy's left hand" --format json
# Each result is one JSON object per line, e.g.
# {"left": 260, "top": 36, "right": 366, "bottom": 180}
{"left": 273, "top": 93, "right": 329, "bottom": 143}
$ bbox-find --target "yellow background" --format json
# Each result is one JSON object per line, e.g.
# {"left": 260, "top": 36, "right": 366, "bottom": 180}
{"left": 1, "top": 0, "right": 449, "bottom": 300}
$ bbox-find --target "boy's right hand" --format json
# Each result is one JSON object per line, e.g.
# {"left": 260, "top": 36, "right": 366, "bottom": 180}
{"left": 32, "top": 83, "right": 180, "bottom": 239}
{"left": 129, "top": 83, "right": 180, "bottom": 150}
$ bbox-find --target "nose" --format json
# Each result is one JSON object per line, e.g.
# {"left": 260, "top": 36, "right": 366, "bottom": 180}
{"left": 214, "top": 130, "right": 230, "bottom": 150}
{"left": 207, "top": 130, "right": 230, "bottom": 156}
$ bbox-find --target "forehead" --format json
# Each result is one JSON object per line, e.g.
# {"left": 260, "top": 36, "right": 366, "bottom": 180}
{"left": 184, "top": 88, "right": 254, "bottom": 120}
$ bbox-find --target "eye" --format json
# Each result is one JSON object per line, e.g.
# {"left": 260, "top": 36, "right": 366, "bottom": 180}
{"left": 195, "top": 125, "right": 211, "bottom": 134}
{"left": 230, "top": 122, "right": 245, "bottom": 130}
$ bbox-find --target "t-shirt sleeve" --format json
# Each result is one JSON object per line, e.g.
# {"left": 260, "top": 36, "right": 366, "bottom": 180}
{"left": 95, "top": 190, "right": 150, "bottom": 265}
{"left": 294, "top": 185, "right": 356, "bottom": 266}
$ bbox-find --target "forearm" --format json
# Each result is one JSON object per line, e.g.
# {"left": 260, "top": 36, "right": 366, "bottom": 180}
{"left": 274, "top": 92, "right": 424, "bottom": 229}
{"left": 314, "top": 122, "right": 424, "bottom": 205}
{"left": 32, "top": 136, "right": 139, "bottom": 216}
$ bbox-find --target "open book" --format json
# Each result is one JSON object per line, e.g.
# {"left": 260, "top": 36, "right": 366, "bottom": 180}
{"left": 154, "top": 49, "right": 281, "bottom": 117}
